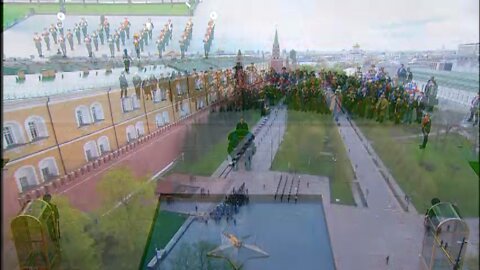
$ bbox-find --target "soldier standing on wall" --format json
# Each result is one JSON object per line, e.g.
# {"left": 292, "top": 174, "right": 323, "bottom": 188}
{"left": 146, "top": 18, "right": 154, "bottom": 40}
{"left": 42, "top": 28, "right": 51, "bottom": 51}
{"left": 98, "top": 23, "right": 105, "bottom": 45}
{"left": 119, "top": 72, "right": 129, "bottom": 99}
{"left": 80, "top": 17, "right": 88, "bottom": 39}
{"left": 56, "top": 20, "right": 64, "bottom": 36}
{"left": 133, "top": 34, "right": 141, "bottom": 59}
{"left": 85, "top": 34, "right": 93, "bottom": 57}
{"left": 139, "top": 32, "right": 144, "bottom": 52}
{"left": 123, "top": 17, "right": 131, "bottom": 39}
{"left": 33, "top": 33, "right": 43, "bottom": 57}
{"left": 114, "top": 30, "right": 121, "bottom": 52}
{"left": 108, "top": 37, "right": 115, "bottom": 58}
{"left": 142, "top": 25, "right": 149, "bottom": 46}
{"left": 142, "top": 76, "right": 152, "bottom": 100}
{"left": 73, "top": 23, "right": 81, "bottom": 45}
{"left": 123, "top": 49, "right": 132, "bottom": 73}
{"left": 119, "top": 24, "right": 126, "bottom": 46}
{"left": 104, "top": 18, "right": 110, "bottom": 39}
{"left": 58, "top": 35, "right": 67, "bottom": 57}
{"left": 156, "top": 37, "right": 163, "bottom": 59}
{"left": 66, "top": 29, "right": 74, "bottom": 51}
{"left": 91, "top": 31, "right": 99, "bottom": 51}
{"left": 132, "top": 72, "right": 142, "bottom": 99}
{"left": 49, "top": 24, "right": 58, "bottom": 44}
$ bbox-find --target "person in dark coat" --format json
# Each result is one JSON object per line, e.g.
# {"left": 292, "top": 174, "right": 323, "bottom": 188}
{"left": 132, "top": 72, "right": 142, "bottom": 99}
{"left": 419, "top": 113, "right": 431, "bottom": 149}
{"left": 119, "top": 72, "right": 128, "bottom": 99}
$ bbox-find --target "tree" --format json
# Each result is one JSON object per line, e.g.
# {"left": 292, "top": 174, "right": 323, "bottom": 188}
{"left": 52, "top": 196, "right": 101, "bottom": 270}
{"left": 95, "top": 167, "right": 157, "bottom": 270}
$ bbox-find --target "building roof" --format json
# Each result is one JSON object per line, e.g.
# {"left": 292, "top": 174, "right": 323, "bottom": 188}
{"left": 156, "top": 180, "right": 177, "bottom": 195}
{"left": 426, "top": 202, "right": 468, "bottom": 232}
{"left": 3, "top": 65, "right": 176, "bottom": 101}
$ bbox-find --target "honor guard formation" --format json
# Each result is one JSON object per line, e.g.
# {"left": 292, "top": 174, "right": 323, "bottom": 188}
{"left": 31, "top": 16, "right": 215, "bottom": 60}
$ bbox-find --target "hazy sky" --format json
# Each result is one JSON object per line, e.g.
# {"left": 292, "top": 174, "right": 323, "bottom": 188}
{"left": 203, "top": 0, "right": 479, "bottom": 51}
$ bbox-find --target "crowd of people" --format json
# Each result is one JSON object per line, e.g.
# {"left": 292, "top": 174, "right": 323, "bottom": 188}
{"left": 209, "top": 183, "right": 249, "bottom": 224}
{"left": 218, "top": 62, "right": 443, "bottom": 149}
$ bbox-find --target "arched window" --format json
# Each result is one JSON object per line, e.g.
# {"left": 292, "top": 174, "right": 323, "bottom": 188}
{"left": 197, "top": 97, "right": 205, "bottom": 109}
{"left": 176, "top": 82, "right": 182, "bottom": 95}
{"left": 24, "top": 116, "right": 48, "bottom": 142}
{"left": 132, "top": 95, "right": 140, "bottom": 109}
{"left": 15, "top": 166, "right": 38, "bottom": 193}
{"left": 75, "top": 105, "right": 92, "bottom": 127}
{"left": 195, "top": 77, "right": 204, "bottom": 90}
{"left": 153, "top": 90, "right": 161, "bottom": 103}
{"left": 90, "top": 102, "right": 105, "bottom": 122}
{"left": 181, "top": 101, "right": 190, "bottom": 116}
{"left": 126, "top": 125, "right": 137, "bottom": 142}
{"left": 3, "top": 121, "right": 26, "bottom": 149}
{"left": 135, "top": 121, "right": 145, "bottom": 137}
{"left": 83, "top": 140, "right": 99, "bottom": 162}
{"left": 121, "top": 98, "right": 133, "bottom": 113}
{"left": 97, "top": 136, "right": 110, "bottom": 155}
{"left": 38, "top": 157, "right": 59, "bottom": 182}
{"left": 160, "top": 88, "right": 167, "bottom": 101}
{"left": 155, "top": 114, "right": 164, "bottom": 128}
{"left": 162, "top": 111, "right": 170, "bottom": 124}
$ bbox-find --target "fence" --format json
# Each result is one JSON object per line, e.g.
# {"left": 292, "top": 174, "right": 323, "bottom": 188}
{"left": 416, "top": 80, "right": 478, "bottom": 107}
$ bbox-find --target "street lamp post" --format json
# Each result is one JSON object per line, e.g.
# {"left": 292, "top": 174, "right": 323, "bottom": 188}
{"left": 59, "top": 0, "right": 66, "bottom": 13}
{"left": 270, "top": 138, "right": 273, "bottom": 164}
{"left": 454, "top": 237, "right": 467, "bottom": 270}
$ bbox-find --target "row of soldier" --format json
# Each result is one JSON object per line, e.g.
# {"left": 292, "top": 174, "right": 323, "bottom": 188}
{"left": 33, "top": 16, "right": 171, "bottom": 58}
{"left": 179, "top": 19, "right": 194, "bottom": 59}
{"left": 151, "top": 19, "right": 174, "bottom": 59}
{"left": 119, "top": 71, "right": 162, "bottom": 101}
{"left": 118, "top": 68, "right": 236, "bottom": 102}
{"left": 203, "top": 18, "right": 215, "bottom": 58}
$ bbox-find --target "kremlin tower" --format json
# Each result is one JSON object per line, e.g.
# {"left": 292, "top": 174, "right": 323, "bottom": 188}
{"left": 270, "top": 29, "right": 283, "bottom": 73}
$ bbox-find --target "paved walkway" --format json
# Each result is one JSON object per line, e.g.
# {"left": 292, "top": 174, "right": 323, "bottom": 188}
{"left": 250, "top": 106, "right": 287, "bottom": 171}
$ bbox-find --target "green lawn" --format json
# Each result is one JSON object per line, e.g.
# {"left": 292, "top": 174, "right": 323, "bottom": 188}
{"left": 271, "top": 111, "right": 355, "bottom": 205}
{"left": 172, "top": 110, "right": 261, "bottom": 176}
{"left": 3, "top": 3, "right": 189, "bottom": 29}
{"left": 356, "top": 118, "right": 479, "bottom": 217}
{"left": 140, "top": 208, "right": 187, "bottom": 270}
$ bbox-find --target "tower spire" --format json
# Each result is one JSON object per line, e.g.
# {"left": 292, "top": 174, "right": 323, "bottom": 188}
{"left": 274, "top": 29, "right": 279, "bottom": 47}
{"left": 270, "top": 28, "right": 282, "bottom": 73}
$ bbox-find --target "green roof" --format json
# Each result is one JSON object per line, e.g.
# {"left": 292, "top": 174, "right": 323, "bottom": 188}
{"left": 427, "top": 202, "right": 463, "bottom": 229}
{"left": 21, "top": 200, "right": 49, "bottom": 219}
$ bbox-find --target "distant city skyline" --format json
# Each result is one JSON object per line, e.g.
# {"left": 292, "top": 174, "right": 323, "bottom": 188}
{"left": 205, "top": 0, "right": 479, "bottom": 52}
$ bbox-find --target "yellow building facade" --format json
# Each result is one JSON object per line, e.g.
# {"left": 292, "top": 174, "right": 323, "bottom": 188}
{"left": 3, "top": 70, "right": 234, "bottom": 195}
